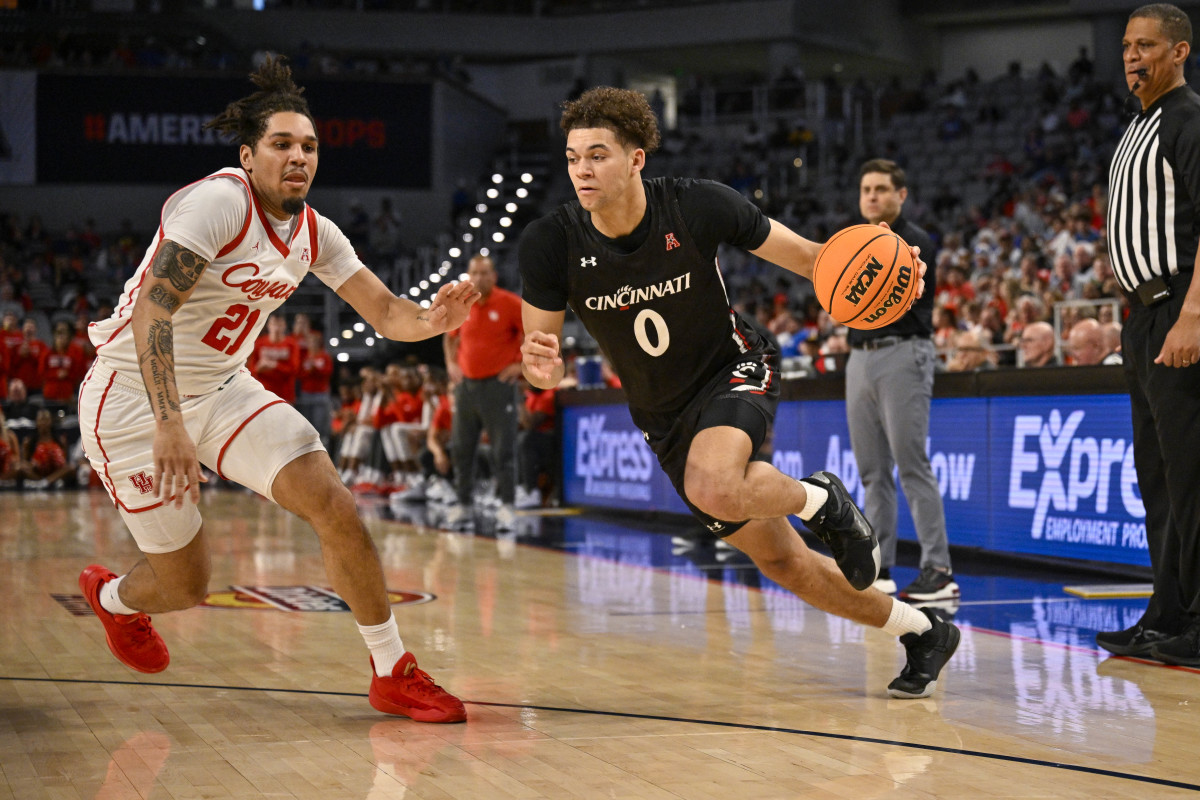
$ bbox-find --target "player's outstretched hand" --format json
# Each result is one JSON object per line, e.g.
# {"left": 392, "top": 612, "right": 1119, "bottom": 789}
{"left": 420, "top": 280, "right": 481, "bottom": 335}
{"left": 521, "top": 330, "right": 563, "bottom": 385}
{"left": 876, "top": 220, "right": 927, "bottom": 299}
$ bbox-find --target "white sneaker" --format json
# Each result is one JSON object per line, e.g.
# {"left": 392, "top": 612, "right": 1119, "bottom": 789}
{"left": 494, "top": 504, "right": 517, "bottom": 532}
{"left": 443, "top": 504, "right": 474, "bottom": 531}
{"left": 514, "top": 486, "right": 540, "bottom": 509}
{"left": 396, "top": 477, "right": 428, "bottom": 503}
{"left": 872, "top": 570, "right": 898, "bottom": 594}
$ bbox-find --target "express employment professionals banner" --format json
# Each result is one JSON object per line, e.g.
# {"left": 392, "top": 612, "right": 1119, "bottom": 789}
{"left": 561, "top": 392, "right": 1148, "bottom": 567}
{"left": 35, "top": 74, "right": 431, "bottom": 187}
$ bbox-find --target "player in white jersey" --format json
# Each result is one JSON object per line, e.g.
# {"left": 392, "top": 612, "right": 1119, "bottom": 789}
{"left": 76, "top": 56, "right": 479, "bottom": 723}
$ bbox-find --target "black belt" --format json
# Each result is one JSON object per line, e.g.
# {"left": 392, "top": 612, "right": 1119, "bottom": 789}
{"left": 852, "top": 335, "right": 917, "bottom": 351}
{"left": 1124, "top": 271, "right": 1192, "bottom": 309}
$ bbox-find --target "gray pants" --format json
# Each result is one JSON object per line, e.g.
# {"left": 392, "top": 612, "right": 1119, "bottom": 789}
{"left": 296, "top": 390, "right": 332, "bottom": 449}
{"left": 452, "top": 377, "right": 518, "bottom": 506}
{"left": 845, "top": 337, "right": 950, "bottom": 571}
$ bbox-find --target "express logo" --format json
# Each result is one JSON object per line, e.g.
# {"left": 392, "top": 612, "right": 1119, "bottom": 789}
{"left": 583, "top": 273, "right": 691, "bottom": 311}
{"left": 575, "top": 413, "right": 655, "bottom": 501}
{"left": 1008, "top": 410, "right": 1145, "bottom": 544}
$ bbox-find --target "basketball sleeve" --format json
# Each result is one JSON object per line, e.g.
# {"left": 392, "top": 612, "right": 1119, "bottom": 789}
{"left": 311, "top": 213, "right": 366, "bottom": 291}
{"left": 160, "top": 177, "right": 251, "bottom": 262}
{"left": 675, "top": 179, "right": 772, "bottom": 256}
{"left": 518, "top": 215, "right": 570, "bottom": 312}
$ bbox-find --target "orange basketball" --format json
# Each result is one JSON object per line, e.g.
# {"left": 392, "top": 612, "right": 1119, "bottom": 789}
{"left": 812, "top": 224, "right": 919, "bottom": 330}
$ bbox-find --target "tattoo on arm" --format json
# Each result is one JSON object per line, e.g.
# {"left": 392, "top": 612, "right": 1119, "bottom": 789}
{"left": 151, "top": 241, "right": 210, "bottom": 293}
{"left": 147, "top": 285, "right": 181, "bottom": 314}
{"left": 139, "top": 318, "right": 180, "bottom": 420}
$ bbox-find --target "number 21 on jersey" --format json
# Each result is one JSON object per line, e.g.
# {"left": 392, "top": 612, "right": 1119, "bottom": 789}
{"left": 202, "top": 303, "right": 261, "bottom": 355}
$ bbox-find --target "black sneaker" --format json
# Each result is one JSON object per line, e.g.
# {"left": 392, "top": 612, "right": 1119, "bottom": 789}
{"left": 888, "top": 607, "right": 961, "bottom": 699}
{"left": 800, "top": 471, "right": 880, "bottom": 591}
{"left": 1096, "top": 624, "right": 1172, "bottom": 657}
{"left": 1150, "top": 620, "right": 1200, "bottom": 666}
{"left": 898, "top": 566, "right": 960, "bottom": 602}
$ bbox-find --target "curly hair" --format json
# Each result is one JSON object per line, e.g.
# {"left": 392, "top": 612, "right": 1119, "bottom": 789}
{"left": 205, "top": 55, "right": 314, "bottom": 149}
{"left": 559, "top": 86, "right": 661, "bottom": 154}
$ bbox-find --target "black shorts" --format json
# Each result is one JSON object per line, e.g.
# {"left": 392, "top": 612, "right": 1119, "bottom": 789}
{"left": 629, "top": 350, "right": 779, "bottom": 536}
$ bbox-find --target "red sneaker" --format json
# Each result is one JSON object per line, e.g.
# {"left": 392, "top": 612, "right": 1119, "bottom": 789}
{"left": 78, "top": 565, "right": 170, "bottom": 674}
{"left": 368, "top": 653, "right": 466, "bottom": 723}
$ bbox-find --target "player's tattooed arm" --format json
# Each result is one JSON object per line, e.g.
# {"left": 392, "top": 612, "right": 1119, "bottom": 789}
{"left": 139, "top": 318, "right": 181, "bottom": 421}
{"left": 151, "top": 240, "right": 210, "bottom": 294}
{"left": 147, "top": 285, "right": 180, "bottom": 314}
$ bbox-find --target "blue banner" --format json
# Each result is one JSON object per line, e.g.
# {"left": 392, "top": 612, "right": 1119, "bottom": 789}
{"left": 561, "top": 392, "right": 1148, "bottom": 567}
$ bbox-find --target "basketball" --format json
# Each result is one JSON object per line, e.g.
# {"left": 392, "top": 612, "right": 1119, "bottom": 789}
{"left": 812, "top": 224, "right": 919, "bottom": 330}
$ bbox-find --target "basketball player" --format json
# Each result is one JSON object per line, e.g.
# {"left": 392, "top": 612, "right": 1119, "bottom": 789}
{"left": 76, "top": 57, "right": 477, "bottom": 723}
{"left": 519, "top": 87, "right": 959, "bottom": 698}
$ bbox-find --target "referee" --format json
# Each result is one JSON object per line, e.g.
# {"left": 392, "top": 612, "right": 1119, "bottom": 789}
{"left": 1098, "top": 3, "right": 1200, "bottom": 665}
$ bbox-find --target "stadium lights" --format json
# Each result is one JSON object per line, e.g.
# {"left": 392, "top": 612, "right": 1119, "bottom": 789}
{"left": 491, "top": 173, "right": 503, "bottom": 184}
{"left": 463, "top": 232, "right": 473, "bottom": 242}
{"left": 430, "top": 273, "right": 441, "bottom": 283}
{"left": 448, "top": 247, "right": 461, "bottom": 258}
{"left": 469, "top": 217, "right": 481, "bottom": 228}
{"left": 439, "top": 264, "right": 451, "bottom": 275}
{"left": 337, "top": 353, "right": 349, "bottom": 362}
{"left": 475, "top": 203, "right": 487, "bottom": 213}
{"left": 353, "top": 322, "right": 365, "bottom": 332}
{"left": 515, "top": 188, "right": 528, "bottom": 198}
{"left": 486, "top": 188, "right": 499, "bottom": 199}
{"left": 342, "top": 329, "right": 353, "bottom": 338}
{"left": 408, "top": 287, "right": 420, "bottom": 296}
{"left": 365, "top": 337, "right": 375, "bottom": 346}
{"left": 420, "top": 300, "right": 431, "bottom": 309}
{"left": 419, "top": 280, "right": 429, "bottom": 289}
{"left": 458, "top": 273, "right": 469, "bottom": 281}
{"left": 479, "top": 247, "right": 490, "bottom": 257}
{"left": 521, "top": 172, "right": 533, "bottom": 183}
{"left": 492, "top": 232, "right": 505, "bottom": 242}
{"left": 506, "top": 203, "right": 517, "bottom": 213}
{"left": 329, "top": 337, "right": 339, "bottom": 347}
{"left": 499, "top": 217, "right": 512, "bottom": 227}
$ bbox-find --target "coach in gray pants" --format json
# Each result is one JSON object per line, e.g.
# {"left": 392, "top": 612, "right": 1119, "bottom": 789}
{"left": 847, "top": 159, "right": 958, "bottom": 604}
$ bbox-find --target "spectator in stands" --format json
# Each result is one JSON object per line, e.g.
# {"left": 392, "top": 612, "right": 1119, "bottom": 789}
{"left": 517, "top": 379, "right": 556, "bottom": 509}
{"left": 369, "top": 197, "right": 403, "bottom": 268}
{"left": 1067, "top": 317, "right": 1120, "bottom": 366}
{"left": 443, "top": 253, "right": 524, "bottom": 532}
{"left": 0, "top": 405, "right": 21, "bottom": 484}
{"left": 377, "top": 363, "right": 424, "bottom": 492}
{"left": 18, "top": 407, "right": 74, "bottom": 489}
{"left": 393, "top": 369, "right": 455, "bottom": 505}
{"left": 1101, "top": 321, "right": 1123, "bottom": 358}
{"left": 10, "top": 318, "right": 47, "bottom": 395}
{"left": 339, "top": 367, "right": 384, "bottom": 490}
{"left": 945, "top": 329, "right": 997, "bottom": 372}
{"left": 1018, "top": 321, "right": 1059, "bottom": 367}
{"left": 39, "top": 322, "right": 87, "bottom": 408}
{"left": 296, "top": 324, "right": 334, "bottom": 447}
{"left": 250, "top": 314, "right": 300, "bottom": 404}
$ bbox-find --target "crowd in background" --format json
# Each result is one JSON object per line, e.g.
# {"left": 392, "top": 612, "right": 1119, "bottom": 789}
{"left": 0, "top": 43, "right": 1155, "bottom": 490}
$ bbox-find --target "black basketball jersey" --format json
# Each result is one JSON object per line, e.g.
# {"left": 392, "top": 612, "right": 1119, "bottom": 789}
{"left": 531, "top": 177, "right": 771, "bottom": 413}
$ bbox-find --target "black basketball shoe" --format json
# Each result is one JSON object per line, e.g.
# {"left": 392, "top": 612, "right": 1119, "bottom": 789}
{"left": 888, "top": 607, "right": 961, "bottom": 699}
{"left": 1151, "top": 619, "right": 1200, "bottom": 666}
{"left": 1096, "top": 624, "right": 1172, "bottom": 658}
{"left": 800, "top": 471, "right": 880, "bottom": 591}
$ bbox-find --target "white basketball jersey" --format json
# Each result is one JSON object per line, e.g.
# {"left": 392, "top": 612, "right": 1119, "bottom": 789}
{"left": 91, "top": 168, "right": 361, "bottom": 396}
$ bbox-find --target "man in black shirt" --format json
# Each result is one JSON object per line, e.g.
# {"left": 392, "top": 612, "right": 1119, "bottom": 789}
{"left": 1097, "top": 4, "right": 1200, "bottom": 665}
{"left": 847, "top": 159, "right": 956, "bottom": 604}
{"left": 519, "top": 87, "right": 959, "bottom": 698}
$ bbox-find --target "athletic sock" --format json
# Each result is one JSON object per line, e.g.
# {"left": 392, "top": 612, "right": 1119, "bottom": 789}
{"left": 797, "top": 481, "right": 829, "bottom": 521}
{"left": 99, "top": 575, "right": 138, "bottom": 616}
{"left": 882, "top": 598, "right": 933, "bottom": 637}
{"left": 359, "top": 613, "right": 406, "bottom": 677}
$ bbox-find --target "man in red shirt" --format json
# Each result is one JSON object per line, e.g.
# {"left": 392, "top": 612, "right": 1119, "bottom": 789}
{"left": 0, "top": 311, "right": 23, "bottom": 369}
{"left": 250, "top": 314, "right": 300, "bottom": 403}
{"left": 442, "top": 254, "right": 524, "bottom": 531}
{"left": 296, "top": 324, "right": 334, "bottom": 447}
{"left": 11, "top": 318, "right": 48, "bottom": 395}
{"left": 39, "top": 323, "right": 88, "bottom": 408}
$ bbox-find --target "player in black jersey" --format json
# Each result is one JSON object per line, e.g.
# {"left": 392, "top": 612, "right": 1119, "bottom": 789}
{"left": 518, "top": 87, "right": 959, "bottom": 699}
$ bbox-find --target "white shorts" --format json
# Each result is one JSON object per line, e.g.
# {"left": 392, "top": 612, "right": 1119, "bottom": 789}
{"left": 78, "top": 359, "right": 325, "bottom": 554}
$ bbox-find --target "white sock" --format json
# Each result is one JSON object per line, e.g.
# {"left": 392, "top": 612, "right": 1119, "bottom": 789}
{"left": 881, "top": 599, "right": 933, "bottom": 637}
{"left": 359, "top": 613, "right": 406, "bottom": 677}
{"left": 797, "top": 481, "right": 829, "bottom": 521}
{"left": 99, "top": 575, "right": 138, "bottom": 615}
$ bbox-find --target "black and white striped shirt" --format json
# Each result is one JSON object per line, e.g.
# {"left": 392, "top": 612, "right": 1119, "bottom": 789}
{"left": 1107, "top": 85, "right": 1200, "bottom": 293}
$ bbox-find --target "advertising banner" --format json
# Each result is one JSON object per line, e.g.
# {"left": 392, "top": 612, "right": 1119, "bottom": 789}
{"left": 561, "top": 392, "right": 1148, "bottom": 567}
{"left": 35, "top": 74, "right": 431, "bottom": 187}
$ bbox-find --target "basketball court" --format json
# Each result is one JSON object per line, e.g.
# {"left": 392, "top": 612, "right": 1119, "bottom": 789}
{"left": 1, "top": 488, "right": 1195, "bottom": 799}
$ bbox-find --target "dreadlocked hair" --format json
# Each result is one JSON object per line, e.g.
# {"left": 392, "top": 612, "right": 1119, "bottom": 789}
{"left": 205, "top": 55, "right": 314, "bottom": 149}
{"left": 560, "top": 86, "right": 661, "bottom": 154}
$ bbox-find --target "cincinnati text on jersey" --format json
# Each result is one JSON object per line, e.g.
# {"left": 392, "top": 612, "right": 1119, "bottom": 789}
{"left": 583, "top": 272, "right": 692, "bottom": 311}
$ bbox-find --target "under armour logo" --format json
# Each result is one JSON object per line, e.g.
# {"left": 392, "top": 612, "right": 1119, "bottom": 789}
{"left": 580, "top": 256, "right": 597, "bottom": 268}
{"left": 665, "top": 232, "right": 680, "bottom": 251}
{"left": 129, "top": 471, "right": 154, "bottom": 495}
{"left": 706, "top": 520, "right": 725, "bottom": 533}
